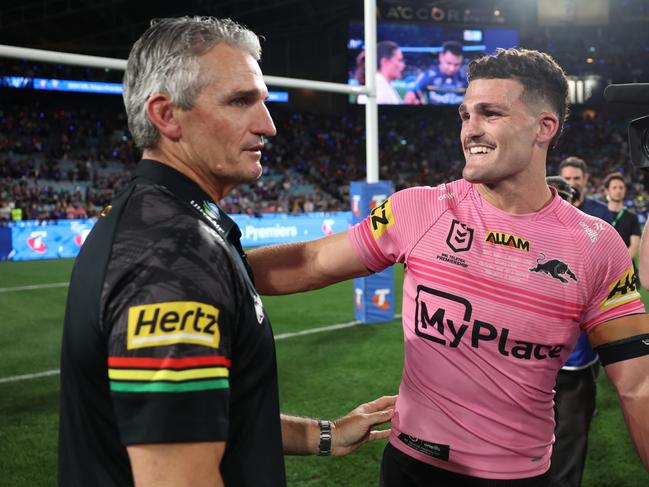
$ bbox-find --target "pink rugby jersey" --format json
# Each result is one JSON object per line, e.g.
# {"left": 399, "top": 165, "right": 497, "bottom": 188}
{"left": 348, "top": 178, "right": 644, "bottom": 479}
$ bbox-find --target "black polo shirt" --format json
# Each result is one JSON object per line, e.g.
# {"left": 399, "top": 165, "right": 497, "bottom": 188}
{"left": 610, "top": 208, "right": 641, "bottom": 247}
{"left": 59, "top": 159, "right": 285, "bottom": 486}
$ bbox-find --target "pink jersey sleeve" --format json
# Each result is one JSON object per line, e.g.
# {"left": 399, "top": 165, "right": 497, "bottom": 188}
{"left": 347, "top": 183, "right": 466, "bottom": 272}
{"left": 581, "top": 223, "right": 645, "bottom": 331}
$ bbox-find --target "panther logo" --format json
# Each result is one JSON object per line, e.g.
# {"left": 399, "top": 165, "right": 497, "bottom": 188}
{"left": 529, "top": 254, "right": 577, "bottom": 284}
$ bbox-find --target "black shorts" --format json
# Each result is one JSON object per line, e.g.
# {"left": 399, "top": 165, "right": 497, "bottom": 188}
{"left": 380, "top": 443, "right": 552, "bottom": 487}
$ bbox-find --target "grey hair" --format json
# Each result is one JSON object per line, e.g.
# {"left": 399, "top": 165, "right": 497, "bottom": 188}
{"left": 123, "top": 16, "right": 261, "bottom": 149}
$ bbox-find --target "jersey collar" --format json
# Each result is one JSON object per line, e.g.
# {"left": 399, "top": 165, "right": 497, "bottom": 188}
{"left": 134, "top": 159, "right": 238, "bottom": 238}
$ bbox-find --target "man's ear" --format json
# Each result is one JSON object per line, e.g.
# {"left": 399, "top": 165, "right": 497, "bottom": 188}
{"left": 145, "top": 94, "right": 182, "bottom": 141}
{"left": 536, "top": 112, "right": 559, "bottom": 146}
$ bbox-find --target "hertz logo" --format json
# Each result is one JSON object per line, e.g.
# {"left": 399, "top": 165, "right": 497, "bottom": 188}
{"left": 127, "top": 301, "right": 220, "bottom": 350}
{"left": 370, "top": 198, "right": 394, "bottom": 241}
{"left": 484, "top": 231, "right": 530, "bottom": 251}
{"left": 601, "top": 266, "right": 641, "bottom": 310}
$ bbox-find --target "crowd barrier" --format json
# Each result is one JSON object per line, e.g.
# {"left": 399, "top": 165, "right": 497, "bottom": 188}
{"left": 0, "top": 212, "right": 353, "bottom": 261}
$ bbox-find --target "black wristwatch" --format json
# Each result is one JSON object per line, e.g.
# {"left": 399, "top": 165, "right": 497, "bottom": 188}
{"left": 317, "top": 419, "right": 332, "bottom": 456}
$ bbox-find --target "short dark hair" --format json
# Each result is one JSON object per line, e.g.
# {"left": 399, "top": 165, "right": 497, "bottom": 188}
{"left": 468, "top": 48, "right": 569, "bottom": 149}
{"left": 558, "top": 156, "right": 588, "bottom": 175}
{"left": 377, "top": 41, "right": 400, "bottom": 70}
{"left": 441, "top": 41, "right": 463, "bottom": 57}
{"left": 603, "top": 172, "right": 626, "bottom": 189}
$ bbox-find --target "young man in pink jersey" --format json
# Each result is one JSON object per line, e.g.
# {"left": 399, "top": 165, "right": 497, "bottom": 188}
{"left": 248, "top": 48, "right": 649, "bottom": 486}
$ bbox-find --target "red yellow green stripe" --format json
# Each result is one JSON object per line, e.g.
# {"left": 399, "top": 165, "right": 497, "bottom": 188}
{"left": 110, "top": 379, "right": 229, "bottom": 393}
{"left": 107, "top": 355, "right": 231, "bottom": 394}
{"left": 108, "top": 355, "right": 231, "bottom": 369}
{"left": 108, "top": 366, "right": 228, "bottom": 382}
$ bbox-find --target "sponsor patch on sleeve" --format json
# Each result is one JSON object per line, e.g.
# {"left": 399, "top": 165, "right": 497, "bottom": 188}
{"left": 127, "top": 301, "right": 220, "bottom": 350}
{"left": 600, "top": 266, "right": 641, "bottom": 311}
{"left": 370, "top": 198, "right": 395, "bottom": 241}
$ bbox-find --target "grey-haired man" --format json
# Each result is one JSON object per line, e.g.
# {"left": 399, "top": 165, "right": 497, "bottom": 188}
{"left": 58, "top": 16, "right": 394, "bottom": 487}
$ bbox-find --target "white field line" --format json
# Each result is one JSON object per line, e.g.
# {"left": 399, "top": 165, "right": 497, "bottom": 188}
{"left": 0, "top": 369, "right": 60, "bottom": 384}
{"left": 0, "top": 282, "right": 68, "bottom": 293}
{"left": 0, "top": 314, "right": 402, "bottom": 384}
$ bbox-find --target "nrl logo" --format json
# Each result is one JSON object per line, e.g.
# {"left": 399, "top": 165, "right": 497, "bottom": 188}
{"left": 202, "top": 201, "right": 221, "bottom": 222}
{"left": 446, "top": 219, "right": 474, "bottom": 252}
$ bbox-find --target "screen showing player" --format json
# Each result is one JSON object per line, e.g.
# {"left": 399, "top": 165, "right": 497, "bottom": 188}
{"left": 348, "top": 21, "right": 519, "bottom": 106}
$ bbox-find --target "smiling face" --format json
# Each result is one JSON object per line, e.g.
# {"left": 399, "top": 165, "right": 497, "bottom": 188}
{"left": 459, "top": 78, "right": 542, "bottom": 185}
{"left": 174, "top": 43, "right": 276, "bottom": 192}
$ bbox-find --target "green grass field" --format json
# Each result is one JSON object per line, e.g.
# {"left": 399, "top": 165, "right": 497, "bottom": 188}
{"left": 0, "top": 258, "right": 647, "bottom": 486}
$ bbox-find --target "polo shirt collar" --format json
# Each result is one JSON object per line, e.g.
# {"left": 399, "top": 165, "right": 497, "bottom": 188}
{"left": 134, "top": 159, "right": 238, "bottom": 238}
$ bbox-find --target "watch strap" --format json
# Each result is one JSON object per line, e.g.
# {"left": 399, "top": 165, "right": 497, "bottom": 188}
{"left": 317, "top": 419, "right": 332, "bottom": 456}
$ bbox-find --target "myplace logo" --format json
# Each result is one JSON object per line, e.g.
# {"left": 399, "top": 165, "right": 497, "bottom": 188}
{"left": 414, "top": 285, "right": 564, "bottom": 361}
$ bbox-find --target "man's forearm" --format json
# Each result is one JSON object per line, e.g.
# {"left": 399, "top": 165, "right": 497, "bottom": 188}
{"left": 247, "top": 242, "right": 315, "bottom": 295}
{"left": 280, "top": 395, "right": 396, "bottom": 457}
{"left": 127, "top": 442, "right": 225, "bottom": 487}
{"left": 605, "top": 355, "right": 649, "bottom": 471}
{"left": 248, "top": 232, "right": 371, "bottom": 296}
{"left": 638, "top": 226, "right": 649, "bottom": 287}
{"left": 629, "top": 235, "right": 640, "bottom": 260}
{"left": 280, "top": 414, "right": 320, "bottom": 455}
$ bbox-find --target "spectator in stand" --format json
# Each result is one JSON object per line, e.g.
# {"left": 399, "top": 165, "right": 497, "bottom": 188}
{"left": 65, "top": 200, "right": 87, "bottom": 219}
{"left": 0, "top": 199, "right": 11, "bottom": 221}
{"left": 604, "top": 172, "right": 641, "bottom": 259}
{"left": 1, "top": 98, "right": 648, "bottom": 218}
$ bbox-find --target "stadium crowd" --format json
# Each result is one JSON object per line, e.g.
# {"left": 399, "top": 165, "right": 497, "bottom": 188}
{"left": 524, "top": 25, "right": 649, "bottom": 82}
{"left": 3, "top": 18, "right": 648, "bottom": 222}
{"left": 0, "top": 102, "right": 646, "bottom": 221}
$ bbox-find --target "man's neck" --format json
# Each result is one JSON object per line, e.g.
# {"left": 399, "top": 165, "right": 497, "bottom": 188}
{"left": 142, "top": 148, "right": 231, "bottom": 202}
{"left": 608, "top": 200, "right": 624, "bottom": 212}
{"left": 475, "top": 180, "right": 553, "bottom": 214}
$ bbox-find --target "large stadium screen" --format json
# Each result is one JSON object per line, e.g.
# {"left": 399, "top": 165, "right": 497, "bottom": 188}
{"left": 348, "top": 21, "right": 519, "bottom": 105}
